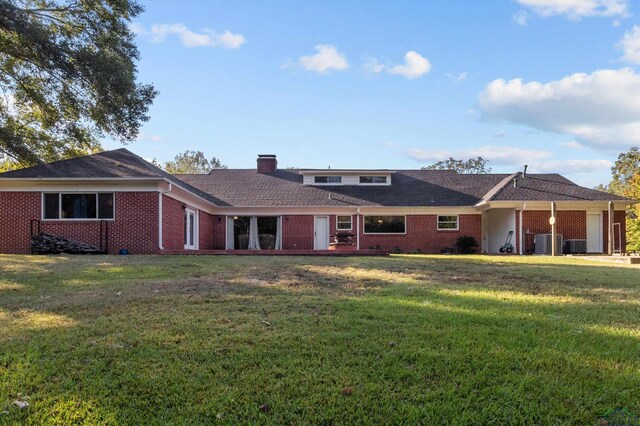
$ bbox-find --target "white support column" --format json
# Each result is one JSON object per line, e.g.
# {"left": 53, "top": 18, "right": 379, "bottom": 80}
{"left": 550, "top": 201, "right": 557, "bottom": 257}
{"left": 608, "top": 201, "right": 614, "bottom": 255}
{"left": 158, "top": 192, "right": 163, "bottom": 250}
{"left": 356, "top": 208, "right": 360, "bottom": 250}
{"left": 519, "top": 203, "right": 525, "bottom": 255}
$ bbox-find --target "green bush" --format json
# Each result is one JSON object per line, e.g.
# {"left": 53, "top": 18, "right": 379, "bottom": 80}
{"left": 455, "top": 235, "right": 478, "bottom": 254}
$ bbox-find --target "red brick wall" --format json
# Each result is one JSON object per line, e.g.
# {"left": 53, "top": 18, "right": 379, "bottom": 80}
{"left": 521, "top": 210, "right": 586, "bottom": 253}
{"left": 211, "top": 215, "right": 226, "bottom": 249}
{"left": 198, "top": 211, "right": 215, "bottom": 250}
{"left": 0, "top": 192, "right": 40, "bottom": 254}
{"left": 162, "top": 195, "right": 184, "bottom": 251}
{"left": 107, "top": 192, "right": 158, "bottom": 254}
{"left": 359, "top": 214, "right": 481, "bottom": 253}
{"left": 282, "top": 215, "right": 314, "bottom": 249}
{"left": 237, "top": 214, "right": 483, "bottom": 253}
{"left": 0, "top": 191, "right": 159, "bottom": 254}
{"left": 521, "top": 210, "right": 626, "bottom": 253}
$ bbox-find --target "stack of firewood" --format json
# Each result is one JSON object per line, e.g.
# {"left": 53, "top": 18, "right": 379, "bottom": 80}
{"left": 31, "top": 233, "right": 102, "bottom": 255}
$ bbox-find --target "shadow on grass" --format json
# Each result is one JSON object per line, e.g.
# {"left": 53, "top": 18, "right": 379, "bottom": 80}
{"left": 1, "top": 254, "right": 639, "bottom": 423}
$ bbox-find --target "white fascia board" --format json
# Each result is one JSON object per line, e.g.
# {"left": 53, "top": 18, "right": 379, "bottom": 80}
{"left": 162, "top": 184, "right": 217, "bottom": 214}
{"left": 0, "top": 179, "right": 163, "bottom": 192}
{"left": 482, "top": 200, "right": 633, "bottom": 210}
{"left": 216, "top": 206, "right": 480, "bottom": 216}
{"left": 299, "top": 170, "right": 396, "bottom": 175}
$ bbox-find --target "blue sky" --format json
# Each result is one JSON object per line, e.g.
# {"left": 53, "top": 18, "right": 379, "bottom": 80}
{"left": 104, "top": 0, "right": 640, "bottom": 187}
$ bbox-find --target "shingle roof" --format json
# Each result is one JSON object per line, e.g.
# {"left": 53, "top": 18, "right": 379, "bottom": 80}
{"left": 489, "top": 173, "right": 632, "bottom": 202}
{"left": 0, "top": 149, "right": 222, "bottom": 205}
{"left": 0, "top": 148, "right": 159, "bottom": 179}
{"left": 0, "top": 149, "right": 633, "bottom": 207}
{"left": 176, "top": 170, "right": 510, "bottom": 207}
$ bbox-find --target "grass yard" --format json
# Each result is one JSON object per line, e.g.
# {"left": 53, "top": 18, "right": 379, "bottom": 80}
{"left": 1, "top": 254, "right": 639, "bottom": 425}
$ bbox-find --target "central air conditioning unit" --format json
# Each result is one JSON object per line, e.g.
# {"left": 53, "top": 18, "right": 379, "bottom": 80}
{"left": 564, "top": 239, "right": 587, "bottom": 254}
{"left": 534, "top": 234, "right": 563, "bottom": 255}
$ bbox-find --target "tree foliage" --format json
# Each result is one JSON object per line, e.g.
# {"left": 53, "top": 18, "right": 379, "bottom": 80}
{"left": 422, "top": 157, "right": 492, "bottom": 174}
{"left": 163, "top": 150, "right": 227, "bottom": 174}
{"left": 0, "top": 0, "right": 157, "bottom": 169}
{"left": 599, "top": 146, "right": 640, "bottom": 251}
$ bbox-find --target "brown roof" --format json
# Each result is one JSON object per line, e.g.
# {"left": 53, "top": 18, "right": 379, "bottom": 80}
{"left": 488, "top": 173, "right": 632, "bottom": 202}
{"left": 0, "top": 149, "right": 633, "bottom": 207}
{"left": 0, "top": 148, "right": 159, "bottom": 179}
{"left": 177, "top": 170, "right": 509, "bottom": 207}
{"left": 0, "top": 149, "right": 221, "bottom": 204}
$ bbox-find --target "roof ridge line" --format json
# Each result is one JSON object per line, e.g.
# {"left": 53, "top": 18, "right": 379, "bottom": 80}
{"left": 475, "top": 172, "right": 520, "bottom": 206}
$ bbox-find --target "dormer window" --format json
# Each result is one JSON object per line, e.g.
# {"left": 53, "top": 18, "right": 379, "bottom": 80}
{"left": 359, "top": 176, "right": 387, "bottom": 184}
{"left": 314, "top": 176, "right": 342, "bottom": 184}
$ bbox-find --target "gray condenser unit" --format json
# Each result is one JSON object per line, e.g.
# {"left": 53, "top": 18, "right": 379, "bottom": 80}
{"left": 534, "top": 234, "right": 563, "bottom": 255}
{"left": 564, "top": 239, "right": 587, "bottom": 254}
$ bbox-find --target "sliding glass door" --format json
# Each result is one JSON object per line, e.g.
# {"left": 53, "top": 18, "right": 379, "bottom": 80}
{"left": 227, "top": 216, "right": 281, "bottom": 250}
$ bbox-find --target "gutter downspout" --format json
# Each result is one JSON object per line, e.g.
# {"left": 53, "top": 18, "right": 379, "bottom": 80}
{"left": 158, "top": 183, "right": 172, "bottom": 251}
{"left": 356, "top": 208, "right": 360, "bottom": 250}
{"left": 519, "top": 203, "right": 525, "bottom": 255}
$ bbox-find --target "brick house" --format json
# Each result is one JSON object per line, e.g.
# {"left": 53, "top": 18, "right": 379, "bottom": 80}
{"left": 0, "top": 149, "right": 635, "bottom": 255}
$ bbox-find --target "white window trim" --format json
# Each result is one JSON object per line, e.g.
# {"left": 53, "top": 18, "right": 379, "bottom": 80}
{"left": 437, "top": 214, "right": 459, "bottom": 231}
{"left": 358, "top": 176, "right": 389, "bottom": 186}
{"left": 313, "top": 176, "right": 343, "bottom": 185}
{"left": 336, "top": 215, "right": 352, "bottom": 231}
{"left": 184, "top": 208, "right": 199, "bottom": 250}
{"left": 363, "top": 215, "right": 407, "bottom": 235}
{"left": 41, "top": 192, "right": 115, "bottom": 221}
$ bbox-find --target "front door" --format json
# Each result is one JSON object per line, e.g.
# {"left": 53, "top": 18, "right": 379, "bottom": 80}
{"left": 184, "top": 208, "right": 197, "bottom": 250}
{"left": 314, "top": 216, "right": 329, "bottom": 250}
{"left": 586, "top": 213, "right": 602, "bottom": 253}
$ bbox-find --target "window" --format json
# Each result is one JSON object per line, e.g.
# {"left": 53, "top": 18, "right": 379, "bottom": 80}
{"left": 437, "top": 215, "right": 458, "bottom": 230}
{"left": 314, "top": 175, "right": 342, "bottom": 184}
{"left": 43, "top": 193, "right": 114, "bottom": 220}
{"left": 364, "top": 216, "right": 405, "bottom": 234}
{"left": 359, "top": 176, "right": 387, "bottom": 184}
{"left": 336, "top": 215, "right": 352, "bottom": 230}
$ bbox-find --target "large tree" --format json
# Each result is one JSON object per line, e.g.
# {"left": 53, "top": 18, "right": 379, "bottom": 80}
{"left": 0, "top": 0, "right": 156, "bottom": 169}
{"left": 163, "top": 150, "right": 227, "bottom": 174}
{"left": 598, "top": 146, "right": 640, "bottom": 251}
{"left": 422, "top": 157, "right": 492, "bottom": 174}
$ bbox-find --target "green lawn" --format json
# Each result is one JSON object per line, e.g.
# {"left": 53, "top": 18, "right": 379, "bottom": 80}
{"left": 1, "top": 254, "right": 639, "bottom": 425}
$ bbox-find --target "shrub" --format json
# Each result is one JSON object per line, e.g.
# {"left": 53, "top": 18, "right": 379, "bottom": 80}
{"left": 455, "top": 235, "right": 478, "bottom": 254}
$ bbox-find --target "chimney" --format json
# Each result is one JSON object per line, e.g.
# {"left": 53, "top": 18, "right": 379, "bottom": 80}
{"left": 257, "top": 154, "right": 277, "bottom": 174}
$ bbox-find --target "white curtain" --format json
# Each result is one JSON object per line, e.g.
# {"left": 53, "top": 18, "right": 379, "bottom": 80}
{"left": 275, "top": 216, "right": 283, "bottom": 250}
{"left": 225, "top": 217, "right": 234, "bottom": 250}
{"left": 248, "top": 216, "right": 261, "bottom": 250}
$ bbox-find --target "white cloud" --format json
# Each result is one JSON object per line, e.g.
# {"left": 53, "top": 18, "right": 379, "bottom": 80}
{"left": 133, "top": 23, "right": 245, "bottom": 49}
{"left": 613, "top": 19, "right": 622, "bottom": 26}
{"left": 558, "top": 140, "right": 583, "bottom": 149}
{"left": 136, "top": 132, "right": 166, "bottom": 143}
{"left": 617, "top": 25, "right": 640, "bottom": 64}
{"left": 514, "top": 11, "right": 529, "bottom": 25}
{"left": 456, "top": 72, "right": 468, "bottom": 82}
{"left": 478, "top": 68, "right": 640, "bottom": 149}
{"left": 388, "top": 51, "right": 431, "bottom": 79}
{"left": 362, "top": 56, "right": 385, "bottom": 75}
{"left": 517, "top": 0, "right": 629, "bottom": 20}
{"left": 531, "top": 159, "right": 612, "bottom": 174}
{"left": 494, "top": 130, "right": 507, "bottom": 138}
{"left": 298, "top": 45, "right": 349, "bottom": 73}
{"left": 407, "top": 145, "right": 551, "bottom": 166}
{"left": 382, "top": 141, "right": 396, "bottom": 147}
